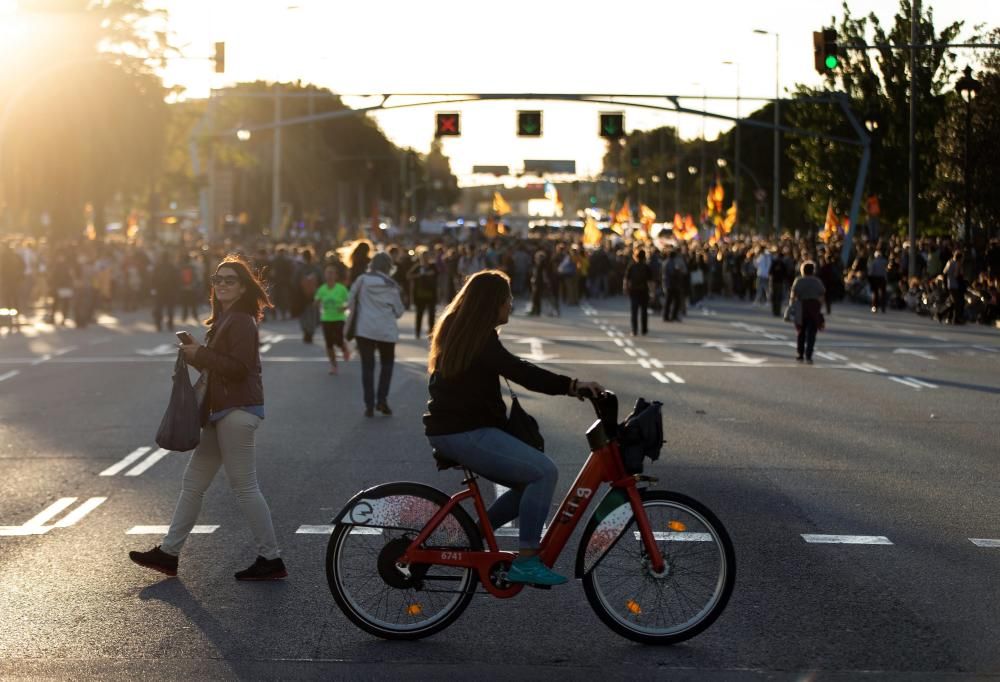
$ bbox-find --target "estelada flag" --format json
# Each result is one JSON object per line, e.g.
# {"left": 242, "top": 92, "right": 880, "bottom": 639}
{"left": 492, "top": 192, "right": 512, "bottom": 216}
{"left": 583, "top": 216, "right": 602, "bottom": 246}
{"left": 706, "top": 177, "right": 725, "bottom": 216}
{"left": 484, "top": 216, "right": 498, "bottom": 238}
{"left": 639, "top": 204, "right": 656, "bottom": 230}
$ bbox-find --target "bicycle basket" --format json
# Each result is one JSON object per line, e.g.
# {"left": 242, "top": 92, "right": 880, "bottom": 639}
{"left": 617, "top": 398, "right": 664, "bottom": 474}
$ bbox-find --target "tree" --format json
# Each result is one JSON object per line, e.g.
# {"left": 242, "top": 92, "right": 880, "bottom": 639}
{"left": 785, "top": 0, "right": 967, "bottom": 234}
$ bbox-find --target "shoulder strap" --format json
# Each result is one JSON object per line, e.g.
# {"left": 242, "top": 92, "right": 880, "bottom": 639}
{"left": 503, "top": 377, "right": 518, "bottom": 399}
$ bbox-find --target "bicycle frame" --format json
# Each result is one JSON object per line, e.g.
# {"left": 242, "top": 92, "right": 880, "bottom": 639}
{"left": 400, "top": 436, "right": 666, "bottom": 599}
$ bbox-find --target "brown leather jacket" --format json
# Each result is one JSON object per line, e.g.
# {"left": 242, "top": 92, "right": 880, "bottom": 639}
{"left": 191, "top": 312, "right": 263, "bottom": 425}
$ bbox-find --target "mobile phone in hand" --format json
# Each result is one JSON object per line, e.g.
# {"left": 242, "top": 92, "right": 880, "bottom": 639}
{"left": 176, "top": 331, "right": 195, "bottom": 345}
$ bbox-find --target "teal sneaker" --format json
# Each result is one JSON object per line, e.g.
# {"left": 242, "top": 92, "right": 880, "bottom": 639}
{"left": 506, "top": 555, "right": 568, "bottom": 586}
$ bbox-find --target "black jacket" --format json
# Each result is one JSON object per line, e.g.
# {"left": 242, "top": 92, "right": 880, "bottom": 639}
{"left": 423, "top": 332, "right": 571, "bottom": 436}
{"left": 191, "top": 312, "right": 263, "bottom": 426}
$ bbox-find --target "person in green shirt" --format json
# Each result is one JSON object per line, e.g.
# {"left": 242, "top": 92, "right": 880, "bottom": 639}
{"left": 314, "top": 265, "right": 351, "bottom": 374}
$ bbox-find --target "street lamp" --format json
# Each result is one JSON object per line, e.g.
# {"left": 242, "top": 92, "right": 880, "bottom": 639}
{"left": 716, "top": 158, "right": 728, "bottom": 168}
{"left": 956, "top": 65, "right": 982, "bottom": 250}
{"left": 753, "top": 28, "right": 781, "bottom": 237}
{"left": 721, "top": 60, "right": 741, "bottom": 214}
{"left": 236, "top": 128, "right": 251, "bottom": 142}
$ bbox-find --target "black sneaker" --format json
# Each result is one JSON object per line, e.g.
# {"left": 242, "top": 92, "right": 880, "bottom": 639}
{"left": 129, "top": 545, "right": 178, "bottom": 577}
{"left": 376, "top": 402, "right": 392, "bottom": 416}
{"left": 235, "top": 556, "right": 288, "bottom": 581}
{"left": 364, "top": 407, "right": 374, "bottom": 418}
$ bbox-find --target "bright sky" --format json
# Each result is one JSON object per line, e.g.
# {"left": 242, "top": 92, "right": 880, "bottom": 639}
{"left": 4, "top": 0, "right": 999, "bottom": 184}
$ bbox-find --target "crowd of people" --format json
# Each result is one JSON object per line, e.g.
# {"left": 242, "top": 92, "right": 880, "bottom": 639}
{"left": 1, "top": 230, "right": 999, "bottom": 336}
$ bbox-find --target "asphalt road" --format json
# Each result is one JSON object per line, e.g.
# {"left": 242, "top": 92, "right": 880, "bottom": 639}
{"left": 1, "top": 296, "right": 998, "bottom": 680}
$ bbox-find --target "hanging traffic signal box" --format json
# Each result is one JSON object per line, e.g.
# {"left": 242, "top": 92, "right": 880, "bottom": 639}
{"left": 214, "top": 42, "right": 225, "bottom": 73}
{"left": 435, "top": 112, "right": 461, "bottom": 137}
{"left": 629, "top": 146, "right": 641, "bottom": 168}
{"left": 600, "top": 112, "right": 625, "bottom": 139}
{"left": 517, "top": 111, "right": 543, "bottom": 137}
{"left": 813, "top": 28, "right": 839, "bottom": 74}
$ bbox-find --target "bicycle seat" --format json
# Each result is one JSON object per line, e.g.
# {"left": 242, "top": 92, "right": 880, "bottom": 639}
{"left": 431, "top": 448, "right": 461, "bottom": 471}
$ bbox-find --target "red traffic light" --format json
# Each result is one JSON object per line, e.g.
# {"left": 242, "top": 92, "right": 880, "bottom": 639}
{"left": 435, "top": 112, "right": 461, "bottom": 137}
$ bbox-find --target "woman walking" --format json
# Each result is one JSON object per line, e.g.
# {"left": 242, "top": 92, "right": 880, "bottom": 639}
{"left": 623, "top": 248, "right": 652, "bottom": 335}
{"left": 424, "top": 270, "right": 603, "bottom": 586}
{"left": 350, "top": 252, "right": 404, "bottom": 417}
{"left": 315, "top": 264, "right": 351, "bottom": 374}
{"left": 789, "top": 260, "right": 826, "bottom": 365}
{"left": 407, "top": 250, "right": 439, "bottom": 339}
{"left": 129, "top": 255, "right": 286, "bottom": 580}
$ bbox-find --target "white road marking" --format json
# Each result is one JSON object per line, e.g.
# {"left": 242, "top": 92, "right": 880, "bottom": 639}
{"left": 893, "top": 348, "right": 937, "bottom": 360}
{"left": 53, "top": 497, "right": 106, "bottom": 527}
{"left": 973, "top": 345, "right": 998, "bottom": 353}
{"left": 849, "top": 362, "right": 888, "bottom": 374}
{"left": 127, "top": 525, "right": 218, "bottom": 534}
{"left": 605, "top": 330, "right": 615, "bottom": 337}
{"left": 889, "top": 376, "right": 926, "bottom": 390}
{"left": 636, "top": 348, "right": 649, "bottom": 357}
{"left": 125, "top": 448, "right": 171, "bottom": 476}
{"left": 624, "top": 348, "right": 637, "bottom": 357}
{"left": 665, "top": 372, "right": 685, "bottom": 384}
{"left": 904, "top": 377, "right": 938, "bottom": 388}
{"left": 0, "top": 370, "right": 19, "bottom": 382}
{"left": 637, "top": 358, "right": 651, "bottom": 369}
{"left": 259, "top": 343, "right": 273, "bottom": 354}
{"left": 633, "top": 531, "right": 712, "bottom": 542}
{"left": 651, "top": 372, "right": 670, "bottom": 383}
{"left": 623, "top": 338, "right": 634, "bottom": 347}
{"left": 802, "top": 534, "right": 892, "bottom": 545}
{"left": 970, "top": 538, "right": 1000, "bottom": 548}
{"left": 23, "top": 498, "right": 79, "bottom": 528}
{"left": 650, "top": 359, "right": 664, "bottom": 369}
{"left": 101, "top": 447, "right": 154, "bottom": 476}
{"left": 613, "top": 338, "right": 624, "bottom": 347}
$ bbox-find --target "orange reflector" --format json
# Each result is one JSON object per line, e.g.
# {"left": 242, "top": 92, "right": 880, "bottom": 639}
{"left": 668, "top": 520, "right": 687, "bottom": 532}
{"left": 407, "top": 604, "right": 423, "bottom": 616}
{"left": 626, "top": 599, "right": 642, "bottom": 615}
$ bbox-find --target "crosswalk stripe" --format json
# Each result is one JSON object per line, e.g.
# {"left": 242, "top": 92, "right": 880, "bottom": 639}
{"left": 651, "top": 372, "right": 669, "bottom": 383}
{"left": 0, "top": 370, "right": 19, "bottom": 382}
{"left": 970, "top": 538, "right": 1000, "bottom": 548}
{"left": 23, "top": 498, "right": 78, "bottom": 528}
{"left": 100, "top": 447, "right": 153, "bottom": 476}
{"left": 53, "top": 497, "right": 106, "bottom": 527}
{"left": 665, "top": 372, "right": 685, "bottom": 384}
{"left": 650, "top": 359, "right": 664, "bottom": 369}
{"left": 624, "top": 348, "right": 636, "bottom": 357}
{"left": 125, "top": 448, "right": 170, "bottom": 476}
{"left": 636, "top": 348, "right": 649, "bottom": 357}
{"left": 889, "top": 376, "right": 924, "bottom": 390}
{"left": 613, "top": 338, "right": 624, "bottom": 347}
{"left": 905, "top": 377, "right": 937, "bottom": 388}
{"left": 637, "top": 358, "right": 651, "bottom": 369}
{"left": 127, "top": 525, "right": 218, "bottom": 534}
{"left": 802, "top": 534, "right": 892, "bottom": 545}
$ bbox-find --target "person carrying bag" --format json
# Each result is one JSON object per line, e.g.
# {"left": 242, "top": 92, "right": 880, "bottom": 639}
{"left": 154, "top": 351, "right": 201, "bottom": 453}
{"left": 130, "top": 255, "right": 287, "bottom": 581}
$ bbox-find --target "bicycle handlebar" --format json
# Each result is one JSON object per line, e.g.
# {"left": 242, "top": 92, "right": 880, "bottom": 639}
{"left": 579, "top": 388, "right": 619, "bottom": 438}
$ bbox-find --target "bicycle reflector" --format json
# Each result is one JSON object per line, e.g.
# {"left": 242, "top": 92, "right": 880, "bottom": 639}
{"left": 668, "top": 520, "right": 687, "bottom": 532}
{"left": 407, "top": 604, "right": 423, "bottom": 616}
{"left": 626, "top": 600, "right": 642, "bottom": 615}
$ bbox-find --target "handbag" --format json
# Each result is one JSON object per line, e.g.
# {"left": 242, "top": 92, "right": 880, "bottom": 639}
{"left": 783, "top": 299, "right": 801, "bottom": 324}
{"left": 155, "top": 350, "right": 201, "bottom": 452}
{"left": 345, "top": 278, "right": 363, "bottom": 341}
{"left": 503, "top": 379, "right": 544, "bottom": 451}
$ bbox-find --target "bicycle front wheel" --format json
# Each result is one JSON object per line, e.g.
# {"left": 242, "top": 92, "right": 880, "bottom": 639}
{"left": 326, "top": 482, "right": 482, "bottom": 640}
{"left": 581, "top": 490, "right": 735, "bottom": 644}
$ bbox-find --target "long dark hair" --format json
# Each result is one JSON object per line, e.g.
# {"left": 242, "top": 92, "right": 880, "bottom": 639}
{"left": 204, "top": 254, "right": 272, "bottom": 326}
{"left": 428, "top": 270, "right": 510, "bottom": 378}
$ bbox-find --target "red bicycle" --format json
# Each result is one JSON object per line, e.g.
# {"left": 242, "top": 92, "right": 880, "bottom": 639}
{"left": 326, "top": 391, "right": 735, "bottom": 644}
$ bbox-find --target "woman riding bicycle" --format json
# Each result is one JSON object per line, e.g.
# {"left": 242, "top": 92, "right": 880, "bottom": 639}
{"left": 423, "top": 270, "right": 602, "bottom": 587}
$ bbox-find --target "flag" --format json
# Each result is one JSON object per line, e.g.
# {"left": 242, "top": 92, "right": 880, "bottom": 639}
{"left": 639, "top": 204, "right": 656, "bottom": 231}
{"left": 544, "top": 182, "right": 563, "bottom": 215}
{"left": 706, "top": 176, "right": 724, "bottom": 216}
{"left": 583, "top": 216, "right": 602, "bottom": 246}
{"left": 610, "top": 199, "right": 630, "bottom": 235}
{"left": 673, "top": 213, "right": 698, "bottom": 241}
{"left": 819, "top": 198, "right": 837, "bottom": 243}
{"left": 722, "top": 202, "right": 737, "bottom": 233}
{"left": 484, "top": 216, "right": 498, "bottom": 238}
{"left": 492, "top": 191, "right": 512, "bottom": 216}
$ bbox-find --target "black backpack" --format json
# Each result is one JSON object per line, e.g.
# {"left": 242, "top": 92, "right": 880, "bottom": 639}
{"left": 618, "top": 398, "right": 664, "bottom": 474}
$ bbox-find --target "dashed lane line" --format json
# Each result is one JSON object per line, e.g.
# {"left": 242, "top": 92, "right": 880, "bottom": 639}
{"left": 124, "top": 448, "right": 170, "bottom": 476}
{"left": 0, "top": 370, "right": 19, "bottom": 382}
{"left": 100, "top": 447, "right": 153, "bottom": 476}
{"left": 0, "top": 497, "right": 106, "bottom": 536}
{"left": 970, "top": 539, "right": 1000, "bottom": 548}
{"left": 127, "top": 525, "right": 218, "bottom": 535}
{"left": 802, "top": 534, "right": 893, "bottom": 545}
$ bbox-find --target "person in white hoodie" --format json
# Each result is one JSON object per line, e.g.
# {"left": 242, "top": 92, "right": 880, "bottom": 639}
{"left": 349, "top": 252, "right": 405, "bottom": 417}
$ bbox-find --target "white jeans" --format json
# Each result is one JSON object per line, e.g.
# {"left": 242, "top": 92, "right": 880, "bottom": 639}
{"left": 161, "top": 410, "right": 280, "bottom": 560}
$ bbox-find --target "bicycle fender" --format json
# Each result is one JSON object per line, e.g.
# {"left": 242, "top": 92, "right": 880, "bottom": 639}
{"left": 331, "top": 481, "right": 470, "bottom": 543}
{"left": 575, "top": 489, "right": 635, "bottom": 578}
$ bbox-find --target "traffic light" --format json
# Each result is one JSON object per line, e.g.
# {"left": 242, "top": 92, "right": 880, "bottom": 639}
{"left": 214, "top": 42, "right": 225, "bottom": 73}
{"left": 813, "top": 28, "right": 839, "bottom": 74}
{"left": 629, "top": 146, "right": 641, "bottom": 169}
{"left": 599, "top": 112, "right": 625, "bottom": 139}
{"left": 435, "top": 112, "right": 461, "bottom": 137}
{"left": 517, "top": 110, "right": 542, "bottom": 137}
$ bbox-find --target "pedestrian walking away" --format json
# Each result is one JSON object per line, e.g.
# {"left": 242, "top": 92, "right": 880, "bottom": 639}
{"left": 315, "top": 264, "right": 351, "bottom": 374}
{"left": 424, "top": 270, "right": 603, "bottom": 586}
{"left": 789, "top": 261, "right": 826, "bottom": 365}
{"left": 407, "top": 250, "right": 439, "bottom": 339}
{"left": 129, "top": 255, "right": 286, "bottom": 581}
{"left": 624, "top": 248, "right": 652, "bottom": 335}
{"left": 350, "top": 252, "right": 404, "bottom": 417}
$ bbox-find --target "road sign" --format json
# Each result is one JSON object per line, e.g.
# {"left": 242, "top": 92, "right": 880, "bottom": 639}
{"left": 435, "top": 112, "right": 461, "bottom": 137}
{"left": 523, "top": 159, "right": 576, "bottom": 174}
{"left": 472, "top": 165, "right": 510, "bottom": 175}
{"left": 517, "top": 111, "right": 543, "bottom": 137}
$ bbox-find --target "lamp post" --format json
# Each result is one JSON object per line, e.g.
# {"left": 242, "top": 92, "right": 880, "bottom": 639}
{"left": 955, "top": 65, "right": 982, "bottom": 251}
{"left": 722, "top": 60, "right": 741, "bottom": 220}
{"left": 753, "top": 29, "right": 780, "bottom": 238}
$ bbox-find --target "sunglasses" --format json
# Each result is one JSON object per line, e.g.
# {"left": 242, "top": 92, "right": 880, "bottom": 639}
{"left": 211, "top": 275, "right": 241, "bottom": 287}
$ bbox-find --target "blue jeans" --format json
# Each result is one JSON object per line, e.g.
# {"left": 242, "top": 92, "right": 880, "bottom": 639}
{"left": 428, "top": 428, "right": 557, "bottom": 549}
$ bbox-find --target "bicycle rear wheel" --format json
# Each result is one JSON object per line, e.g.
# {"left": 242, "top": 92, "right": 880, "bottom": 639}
{"left": 581, "top": 490, "right": 735, "bottom": 644}
{"left": 326, "top": 482, "right": 482, "bottom": 640}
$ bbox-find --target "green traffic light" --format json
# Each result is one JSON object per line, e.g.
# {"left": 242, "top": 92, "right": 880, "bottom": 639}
{"left": 825, "top": 54, "right": 839, "bottom": 69}
{"left": 589, "top": 195, "right": 598, "bottom": 205}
